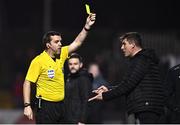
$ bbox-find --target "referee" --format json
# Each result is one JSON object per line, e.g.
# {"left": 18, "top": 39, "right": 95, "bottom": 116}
{"left": 23, "top": 13, "right": 96, "bottom": 123}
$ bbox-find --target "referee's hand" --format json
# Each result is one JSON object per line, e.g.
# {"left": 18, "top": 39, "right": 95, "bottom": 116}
{"left": 24, "top": 106, "right": 33, "bottom": 120}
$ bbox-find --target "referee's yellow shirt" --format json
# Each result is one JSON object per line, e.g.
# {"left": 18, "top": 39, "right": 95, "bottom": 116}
{"left": 25, "top": 46, "right": 68, "bottom": 102}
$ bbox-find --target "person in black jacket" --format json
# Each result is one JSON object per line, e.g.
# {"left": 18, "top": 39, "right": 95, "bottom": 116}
{"left": 165, "top": 64, "right": 180, "bottom": 123}
{"left": 64, "top": 53, "right": 93, "bottom": 124}
{"left": 89, "top": 32, "right": 166, "bottom": 124}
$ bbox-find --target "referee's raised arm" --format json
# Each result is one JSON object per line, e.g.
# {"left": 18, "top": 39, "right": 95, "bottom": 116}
{"left": 68, "top": 13, "right": 96, "bottom": 54}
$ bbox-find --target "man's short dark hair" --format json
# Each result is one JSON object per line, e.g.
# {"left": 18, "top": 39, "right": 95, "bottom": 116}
{"left": 68, "top": 53, "right": 83, "bottom": 63}
{"left": 42, "top": 31, "right": 61, "bottom": 49}
{"left": 120, "top": 32, "right": 143, "bottom": 47}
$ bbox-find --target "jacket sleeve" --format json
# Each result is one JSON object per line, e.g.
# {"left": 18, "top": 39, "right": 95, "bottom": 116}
{"left": 103, "top": 56, "right": 150, "bottom": 101}
{"left": 164, "top": 68, "right": 176, "bottom": 109}
{"left": 78, "top": 76, "right": 92, "bottom": 123}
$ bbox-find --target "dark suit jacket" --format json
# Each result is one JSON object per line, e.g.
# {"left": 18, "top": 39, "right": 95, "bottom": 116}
{"left": 64, "top": 69, "right": 93, "bottom": 123}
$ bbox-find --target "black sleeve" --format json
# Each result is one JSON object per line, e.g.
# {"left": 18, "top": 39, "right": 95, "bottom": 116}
{"left": 164, "top": 69, "right": 175, "bottom": 109}
{"left": 78, "top": 76, "right": 92, "bottom": 123}
{"left": 103, "top": 56, "right": 150, "bottom": 101}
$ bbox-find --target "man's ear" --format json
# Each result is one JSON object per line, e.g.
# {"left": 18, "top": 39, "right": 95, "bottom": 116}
{"left": 46, "top": 43, "right": 51, "bottom": 48}
{"left": 132, "top": 42, "right": 136, "bottom": 48}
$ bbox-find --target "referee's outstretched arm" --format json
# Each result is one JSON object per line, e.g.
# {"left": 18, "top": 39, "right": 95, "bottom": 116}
{"left": 68, "top": 13, "right": 96, "bottom": 54}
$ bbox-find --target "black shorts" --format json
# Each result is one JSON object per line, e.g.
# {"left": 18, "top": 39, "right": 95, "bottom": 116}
{"left": 35, "top": 98, "right": 65, "bottom": 124}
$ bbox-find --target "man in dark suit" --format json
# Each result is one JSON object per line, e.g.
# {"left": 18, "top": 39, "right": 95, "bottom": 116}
{"left": 89, "top": 32, "right": 166, "bottom": 124}
{"left": 64, "top": 53, "right": 93, "bottom": 124}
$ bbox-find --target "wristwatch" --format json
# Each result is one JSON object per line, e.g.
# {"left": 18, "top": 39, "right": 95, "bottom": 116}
{"left": 24, "top": 103, "right": 31, "bottom": 107}
{"left": 84, "top": 27, "right": 90, "bottom": 31}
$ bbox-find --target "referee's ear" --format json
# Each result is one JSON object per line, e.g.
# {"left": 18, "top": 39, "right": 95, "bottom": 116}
{"left": 46, "top": 43, "right": 51, "bottom": 49}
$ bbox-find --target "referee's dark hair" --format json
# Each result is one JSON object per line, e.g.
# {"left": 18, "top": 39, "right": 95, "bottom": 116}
{"left": 68, "top": 53, "right": 83, "bottom": 63}
{"left": 120, "top": 32, "right": 143, "bottom": 48}
{"left": 42, "top": 31, "right": 61, "bottom": 49}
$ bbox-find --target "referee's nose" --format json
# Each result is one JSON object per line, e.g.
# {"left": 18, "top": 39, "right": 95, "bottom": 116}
{"left": 58, "top": 41, "right": 62, "bottom": 47}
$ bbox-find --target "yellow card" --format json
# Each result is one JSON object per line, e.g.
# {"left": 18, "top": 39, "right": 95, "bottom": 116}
{"left": 85, "top": 4, "right": 91, "bottom": 14}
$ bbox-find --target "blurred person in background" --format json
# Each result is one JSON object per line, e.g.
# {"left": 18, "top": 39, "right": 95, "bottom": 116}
{"left": 88, "top": 62, "right": 108, "bottom": 90}
{"left": 64, "top": 53, "right": 92, "bottom": 124}
{"left": 23, "top": 14, "right": 96, "bottom": 124}
{"left": 89, "top": 32, "right": 166, "bottom": 124}
{"left": 87, "top": 62, "right": 108, "bottom": 123}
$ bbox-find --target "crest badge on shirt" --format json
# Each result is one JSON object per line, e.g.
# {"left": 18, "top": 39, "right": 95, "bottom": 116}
{"left": 47, "top": 69, "right": 55, "bottom": 78}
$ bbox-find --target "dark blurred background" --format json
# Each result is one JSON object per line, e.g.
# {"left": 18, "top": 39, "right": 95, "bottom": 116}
{"left": 0, "top": 0, "right": 180, "bottom": 123}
